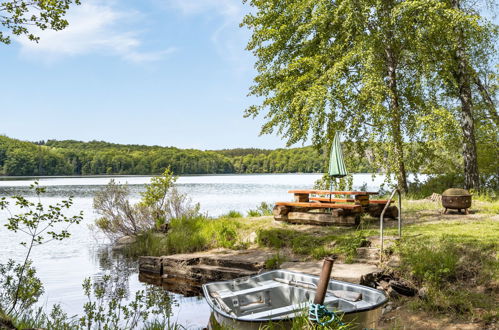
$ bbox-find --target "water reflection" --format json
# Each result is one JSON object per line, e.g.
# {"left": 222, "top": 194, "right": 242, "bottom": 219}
{"left": 91, "top": 247, "right": 138, "bottom": 299}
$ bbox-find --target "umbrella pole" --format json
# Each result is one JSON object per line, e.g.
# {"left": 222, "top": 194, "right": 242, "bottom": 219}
{"left": 329, "top": 179, "right": 333, "bottom": 213}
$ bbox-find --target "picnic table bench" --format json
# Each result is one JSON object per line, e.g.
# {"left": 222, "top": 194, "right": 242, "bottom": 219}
{"left": 273, "top": 190, "right": 398, "bottom": 226}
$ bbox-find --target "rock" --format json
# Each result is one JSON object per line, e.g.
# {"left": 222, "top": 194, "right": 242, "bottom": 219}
{"left": 379, "top": 280, "right": 390, "bottom": 290}
{"left": 418, "top": 286, "right": 429, "bottom": 300}
{"left": 139, "top": 256, "right": 163, "bottom": 274}
{"left": 390, "top": 280, "right": 418, "bottom": 296}
{"left": 387, "top": 287, "right": 400, "bottom": 299}
{"left": 116, "top": 235, "right": 137, "bottom": 245}
{"left": 382, "top": 303, "right": 394, "bottom": 314}
{"left": 387, "top": 255, "right": 400, "bottom": 268}
{"left": 243, "top": 232, "right": 257, "bottom": 244}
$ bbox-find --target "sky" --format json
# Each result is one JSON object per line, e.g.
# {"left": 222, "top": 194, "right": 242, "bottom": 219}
{"left": 0, "top": 0, "right": 288, "bottom": 150}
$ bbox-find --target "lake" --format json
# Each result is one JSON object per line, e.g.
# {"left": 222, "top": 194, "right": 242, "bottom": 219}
{"left": 0, "top": 173, "right": 395, "bottom": 328}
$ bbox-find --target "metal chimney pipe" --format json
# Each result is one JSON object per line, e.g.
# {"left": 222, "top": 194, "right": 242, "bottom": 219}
{"left": 313, "top": 256, "right": 337, "bottom": 305}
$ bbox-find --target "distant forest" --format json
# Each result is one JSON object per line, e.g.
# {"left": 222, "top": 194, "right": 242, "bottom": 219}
{"left": 1, "top": 135, "right": 378, "bottom": 176}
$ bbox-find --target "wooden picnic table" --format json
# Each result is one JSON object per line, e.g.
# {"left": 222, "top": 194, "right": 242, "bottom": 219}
{"left": 272, "top": 189, "right": 395, "bottom": 226}
{"left": 287, "top": 190, "right": 378, "bottom": 209}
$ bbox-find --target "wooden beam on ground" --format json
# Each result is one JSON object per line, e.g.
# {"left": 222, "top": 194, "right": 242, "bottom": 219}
{"left": 275, "top": 202, "right": 362, "bottom": 211}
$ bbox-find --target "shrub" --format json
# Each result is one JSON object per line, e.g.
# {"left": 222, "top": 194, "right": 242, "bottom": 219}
{"left": 247, "top": 209, "right": 261, "bottom": 217}
{"left": 93, "top": 169, "right": 200, "bottom": 241}
{"left": 0, "top": 260, "right": 43, "bottom": 315}
{"left": 220, "top": 210, "right": 243, "bottom": 218}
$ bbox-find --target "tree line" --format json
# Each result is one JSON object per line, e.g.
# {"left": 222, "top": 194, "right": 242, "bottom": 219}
{"left": 0, "top": 136, "right": 331, "bottom": 176}
{"left": 2, "top": 136, "right": 497, "bottom": 181}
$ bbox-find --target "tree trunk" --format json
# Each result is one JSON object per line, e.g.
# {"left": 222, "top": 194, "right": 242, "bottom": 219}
{"left": 453, "top": 0, "right": 480, "bottom": 190}
{"left": 385, "top": 46, "right": 409, "bottom": 193}
{"left": 474, "top": 76, "right": 499, "bottom": 127}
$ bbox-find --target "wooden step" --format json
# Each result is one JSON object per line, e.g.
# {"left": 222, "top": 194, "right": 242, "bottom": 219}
{"left": 353, "top": 258, "right": 379, "bottom": 266}
{"left": 366, "top": 236, "right": 400, "bottom": 248}
{"left": 356, "top": 247, "right": 380, "bottom": 260}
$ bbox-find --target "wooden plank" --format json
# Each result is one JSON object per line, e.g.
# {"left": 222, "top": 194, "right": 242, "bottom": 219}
{"left": 275, "top": 202, "right": 361, "bottom": 211}
{"left": 310, "top": 197, "right": 355, "bottom": 203}
{"left": 369, "top": 200, "right": 394, "bottom": 204}
{"left": 288, "top": 190, "right": 378, "bottom": 195}
{"left": 310, "top": 197, "right": 394, "bottom": 205}
{"left": 286, "top": 212, "right": 359, "bottom": 226}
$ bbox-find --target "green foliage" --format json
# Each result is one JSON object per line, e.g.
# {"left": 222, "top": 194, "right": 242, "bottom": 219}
{"left": 260, "top": 308, "right": 351, "bottom": 329}
{"left": 314, "top": 174, "right": 354, "bottom": 192}
{"left": 0, "top": 182, "right": 83, "bottom": 315}
{"left": 247, "top": 202, "right": 278, "bottom": 217}
{"left": 0, "top": 260, "right": 43, "bottom": 315}
{"left": 399, "top": 239, "right": 460, "bottom": 286}
{"left": 220, "top": 210, "right": 243, "bottom": 218}
{"left": 0, "top": 0, "right": 80, "bottom": 44}
{"left": 141, "top": 168, "right": 176, "bottom": 208}
{"left": 122, "top": 216, "right": 245, "bottom": 257}
{"left": 0, "top": 135, "right": 378, "bottom": 176}
{"left": 3, "top": 135, "right": 497, "bottom": 183}
{"left": 247, "top": 209, "right": 261, "bottom": 217}
{"left": 241, "top": 0, "right": 498, "bottom": 192}
{"left": 257, "top": 202, "right": 273, "bottom": 216}
{"left": 93, "top": 172, "right": 200, "bottom": 241}
{"left": 408, "top": 173, "right": 499, "bottom": 199}
{"left": 256, "top": 228, "right": 365, "bottom": 262}
{"left": 264, "top": 253, "right": 287, "bottom": 269}
{"left": 2, "top": 276, "right": 179, "bottom": 330}
{"left": 392, "top": 220, "right": 499, "bottom": 320}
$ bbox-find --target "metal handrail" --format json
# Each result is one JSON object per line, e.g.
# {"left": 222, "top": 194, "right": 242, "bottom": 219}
{"left": 379, "top": 188, "right": 402, "bottom": 258}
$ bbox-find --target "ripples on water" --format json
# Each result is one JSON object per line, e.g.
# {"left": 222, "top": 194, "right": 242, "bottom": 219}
{"left": 0, "top": 173, "right": 396, "bottom": 328}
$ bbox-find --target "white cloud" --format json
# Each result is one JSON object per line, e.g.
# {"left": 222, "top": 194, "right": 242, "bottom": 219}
{"left": 16, "top": 1, "right": 175, "bottom": 63}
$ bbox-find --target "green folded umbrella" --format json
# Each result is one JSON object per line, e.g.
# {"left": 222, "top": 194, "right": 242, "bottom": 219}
{"left": 328, "top": 132, "right": 348, "bottom": 178}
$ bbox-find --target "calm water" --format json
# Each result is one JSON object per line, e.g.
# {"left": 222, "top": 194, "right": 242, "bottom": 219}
{"left": 0, "top": 173, "right": 393, "bottom": 328}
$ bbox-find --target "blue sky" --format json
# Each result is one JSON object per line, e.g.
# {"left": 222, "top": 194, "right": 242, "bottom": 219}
{"left": 1, "top": 0, "right": 287, "bottom": 150}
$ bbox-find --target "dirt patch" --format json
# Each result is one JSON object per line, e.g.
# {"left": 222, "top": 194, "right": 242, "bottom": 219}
{"left": 378, "top": 304, "right": 498, "bottom": 330}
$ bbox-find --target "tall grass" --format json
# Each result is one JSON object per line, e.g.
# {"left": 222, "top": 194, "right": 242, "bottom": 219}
{"left": 122, "top": 216, "right": 247, "bottom": 257}
{"left": 247, "top": 202, "right": 274, "bottom": 217}
{"left": 256, "top": 228, "right": 367, "bottom": 262}
{"left": 395, "top": 220, "right": 499, "bottom": 320}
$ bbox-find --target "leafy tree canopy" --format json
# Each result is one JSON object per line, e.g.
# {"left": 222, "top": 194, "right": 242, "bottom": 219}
{"left": 0, "top": 0, "right": 80, "bottom": 44}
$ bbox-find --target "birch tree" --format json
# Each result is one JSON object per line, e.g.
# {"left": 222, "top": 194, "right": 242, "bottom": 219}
{"left": 242, "top": 0, "right": 425, "bottom": 192}
{"left": 397, "top": 0, "right": 498, "bottom": 190}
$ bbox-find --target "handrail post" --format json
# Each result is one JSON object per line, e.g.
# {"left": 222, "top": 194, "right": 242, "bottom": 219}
{"left": 397, "top": 190, "right": 402, "bottom": 238}
{"left": 379, "top": 188, "right": 401, "bottom": 260}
